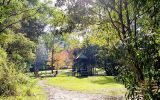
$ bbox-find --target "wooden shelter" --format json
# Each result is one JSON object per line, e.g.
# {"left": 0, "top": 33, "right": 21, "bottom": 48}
{"left": 72, "top": 53, "right": 94, "bottom": 77}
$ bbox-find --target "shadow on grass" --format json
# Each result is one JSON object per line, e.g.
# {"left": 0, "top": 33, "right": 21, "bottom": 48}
{"left": 29, "top": 73, "right": 55, "bottom": 78}
{"left": 90, "top": 76, "right": 121, "bottom": 85}
{"left": 76, "top": 76, "right": 88, "bottom": 78}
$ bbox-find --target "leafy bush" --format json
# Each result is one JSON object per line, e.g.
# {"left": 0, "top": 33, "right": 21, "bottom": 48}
{"left": 0, "top": 31, "right": 36, "bottom": 71}
{"left": 0, "top": 48, "right": 32, "bottom": 96}
{"left": 0, "top": 65, "right": 37, "bottom": 97}
{"left": 0, "top": 48, "right": 7, "bottom": 79}
{"left": 0, "top": 62, "right": 18, "bottom": 96}
{"left": 17, "top": 73, "right": 30, "bottom": 84}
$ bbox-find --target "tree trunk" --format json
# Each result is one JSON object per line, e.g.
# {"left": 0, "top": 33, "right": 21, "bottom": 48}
{"left": 51, "top": 48, "right": 54, "bottom": 73}
{"left": 118, "top": 0, "right": 126, "bottom": 39}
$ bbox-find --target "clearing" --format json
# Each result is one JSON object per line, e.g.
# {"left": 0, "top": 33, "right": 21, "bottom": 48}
{"left": 39, "top": 70, "right": 126, "bottom": 100}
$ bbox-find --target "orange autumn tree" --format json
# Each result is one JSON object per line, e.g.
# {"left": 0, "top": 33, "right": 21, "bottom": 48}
{"left": 48, "top": 51, "right": 73, "bottom": 69}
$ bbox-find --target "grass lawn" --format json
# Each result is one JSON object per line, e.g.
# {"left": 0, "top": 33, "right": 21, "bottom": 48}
{"left": 45, "top": 70, "right": 126, "bottom": 96}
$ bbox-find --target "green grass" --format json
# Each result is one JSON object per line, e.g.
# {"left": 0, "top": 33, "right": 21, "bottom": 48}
{"left": 0, "top": 77, "right": 47, "bottom": 100}
{"left": 46, "top": 70, "right": 126, "bottom": 96}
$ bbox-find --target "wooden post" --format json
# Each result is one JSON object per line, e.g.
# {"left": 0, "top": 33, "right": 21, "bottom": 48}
{"left": 51, "top": 48, "right": 54, "bottom": 74}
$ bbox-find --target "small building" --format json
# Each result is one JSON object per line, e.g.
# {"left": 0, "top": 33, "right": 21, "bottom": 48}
{"left": 72, "top": 53, "right": 94, "bottom": 77}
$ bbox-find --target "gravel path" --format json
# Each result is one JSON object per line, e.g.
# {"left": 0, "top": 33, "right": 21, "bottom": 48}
{"left": 38, "top": 80, "right": 124, "bottom": 100}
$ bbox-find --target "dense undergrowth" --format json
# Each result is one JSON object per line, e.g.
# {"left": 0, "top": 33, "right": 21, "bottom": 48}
{"left": 0, "top": 47, "right": 46, "bottom": 100}
{"left": 0, "top": 71, "right": 46, "bottom": 100}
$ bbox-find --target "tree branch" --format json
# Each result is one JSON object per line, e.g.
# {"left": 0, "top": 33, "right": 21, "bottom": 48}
{"left": 124, "top": 0, "right": 132, "bottom": 39}
{"left": 106, "top": 8, "right": 123, "bottom": 41}
{"left": 118, "top": 0, "right": 126, "bottom": 39}
{"left": 89, "top": 8, "right": 128, "bottom": 30}
{"left": 0, "top": 8, "right": 40, "bottom": 33}
{"left": 7, "top": 0, "right": 11, "bottom": 5}
{"left": 130, "top": 6, "right": 154, "bottom": 24}
{"left": 0, "top": 2, "right": 48, "bottom": 33}
{"left": 7, "top": 8, "right": 37, "bottom": 19}
{"left": 2, "top": 0, "right": 5, "bottom": 4}
{"left": 99, "top": 0, "right": 119, "bottom": 14}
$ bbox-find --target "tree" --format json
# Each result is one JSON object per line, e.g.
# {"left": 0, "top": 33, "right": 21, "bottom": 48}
{"left": 35, "top": 37, "right": 48, "bottom": 70}
{"left": 0, "top": 0, "right": 50, "bottom": 96}
{"left": 80, "top": 26, "right": 119, "bottom": 75}
{"left": 20, "top": 18, "right": 46, "bottom": 41}
{"left": 0, "top": 30, "right": 35, "bottom": 71}
{"left": 95, "top": 0, "right": 160, "bottom": 99}
{"left": 0, "top": 0, "right": 41, "bottom": 33}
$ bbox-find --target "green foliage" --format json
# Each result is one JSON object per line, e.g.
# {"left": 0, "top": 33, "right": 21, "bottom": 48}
{"left": 79, "top": 26, "right": 119, "bottom": 75}
{"left": 0, "top": 76, "right": 46, "bottom": 99}
{"left": 0, "top": 49, "right": 17, "bottom": 96}
{"left": 0, "top": 0, "right": 54, "bottom": 98}
{"left": 49, "top": 9, "right": 69, "bottom": 27}
{"left": 0, "top": 63, "right": 18, "bottom": 96}
{"left": 0, "top": 0, "right": 29, "bottom": 32}
{"left": 0, "top": 48, "right": 7, "bottom": 80}
{"left": 0, "top": 48, "right": 7, "bottom": 65}
{"left": 0, "top": 31, "right": 35, "bottom": 71}
{"left": 0, "top": 56, "right": 45, "bottom": 97}
{"left": 20, "top": 18, "right": 46, "bottom": 41}
{"left": 0, "top": 52, "right": 33, "bottom": 96}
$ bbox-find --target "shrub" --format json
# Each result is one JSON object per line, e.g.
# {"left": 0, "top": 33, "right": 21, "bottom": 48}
{"left": 0, "top": 63, "right": 18, "bottom": 96}
{"left": 17, "top": 73, "right": 30, "bottom": 84}
{"left": 0, "top": 48, "right": 30, "bottom": 96}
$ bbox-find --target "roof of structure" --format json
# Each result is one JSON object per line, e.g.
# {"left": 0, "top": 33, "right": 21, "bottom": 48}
{"left": 76, "top": 53, "right": 88, "bottom": 59}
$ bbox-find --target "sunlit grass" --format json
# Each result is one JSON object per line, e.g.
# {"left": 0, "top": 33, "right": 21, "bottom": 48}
{"left": 46, "top": 70, "right": 126, "bottom": 96}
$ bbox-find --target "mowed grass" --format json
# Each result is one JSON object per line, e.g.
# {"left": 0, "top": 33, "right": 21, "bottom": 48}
{"left": 46, "top": 70, "right": 126, "bottom": 96}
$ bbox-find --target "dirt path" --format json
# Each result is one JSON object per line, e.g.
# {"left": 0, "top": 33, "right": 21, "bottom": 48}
{"left": 38, "top": 80, "right": 124, "bottom": 100}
